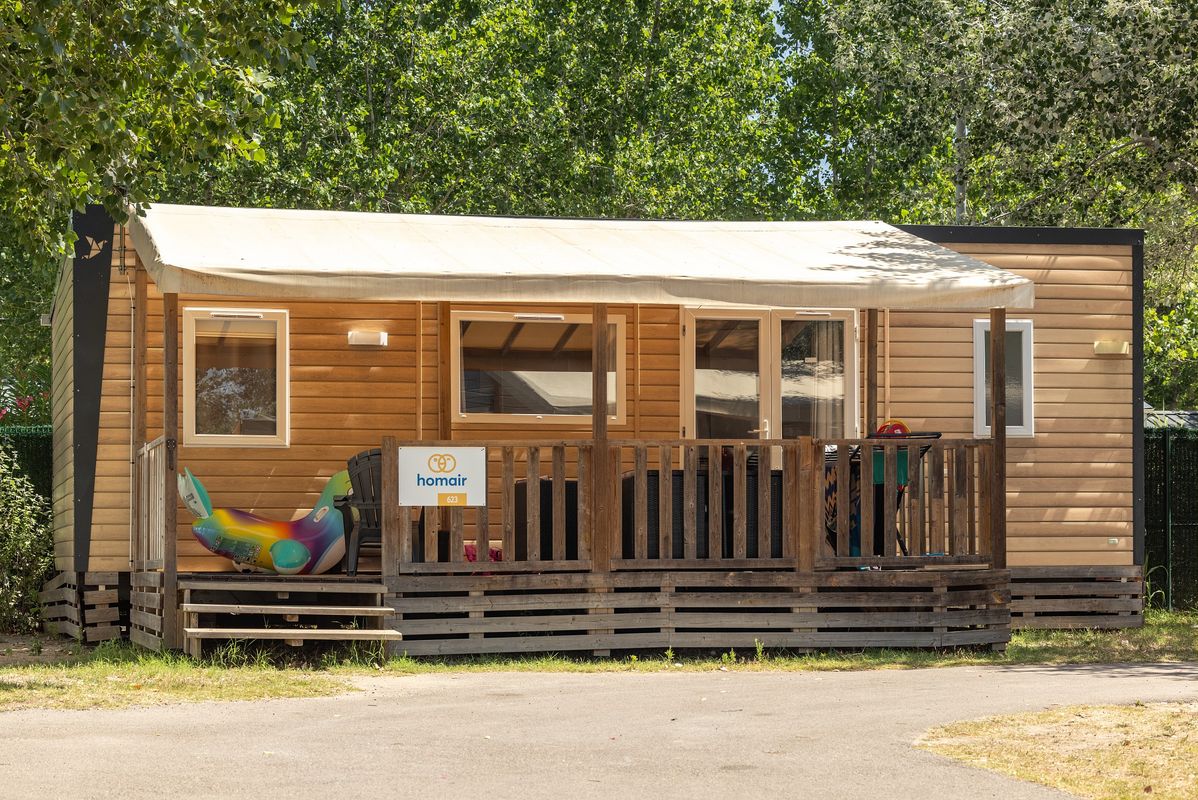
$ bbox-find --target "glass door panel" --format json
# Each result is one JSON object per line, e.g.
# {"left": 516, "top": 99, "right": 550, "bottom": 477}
{"left": 693, "top": 317, "right": 764, "bottom": 439}
{"left": 778, "top": 317, "right": 849, "bottom": 438}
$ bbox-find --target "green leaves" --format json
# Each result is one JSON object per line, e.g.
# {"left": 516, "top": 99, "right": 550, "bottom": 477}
{"left": 154, "top": 0, "right": 780, "bottom": 221}
{"left": 4, "top": 0, "right": 1198, "bottom": 415}
{"left": 0, "top": 446, "right": 52, "bottom": 633}
{"left": 1, "top": 0, "right": 323, "bottom": 256}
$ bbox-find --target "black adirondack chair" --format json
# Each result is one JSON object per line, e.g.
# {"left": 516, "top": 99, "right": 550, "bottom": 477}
{"left": 345, "top": 449, "right": 383, "bottom": 575}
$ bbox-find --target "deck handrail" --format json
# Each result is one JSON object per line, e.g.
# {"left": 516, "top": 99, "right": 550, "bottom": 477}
{"left": 135, "top": 436, "right": 167, "bottom": 570}
{"left": 379, "top": 435, "right": 998, "bottom": 577}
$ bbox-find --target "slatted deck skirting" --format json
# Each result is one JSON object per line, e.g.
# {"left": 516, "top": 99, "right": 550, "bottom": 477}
{"left": 1010, "top": 566, "right": 1144, "bottom": 629}
{"left": 130, "top": 571, "right": 165, "bottom": 650}
{"left": 387, "top": 569, "right": 1011, "bottom": 656}
{"left": 39, "top": 571, "right": 123, "bottom": 643}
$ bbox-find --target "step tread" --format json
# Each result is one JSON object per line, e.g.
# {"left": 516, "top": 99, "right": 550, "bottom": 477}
{"left": 183, "top": 627, "right": 402, "bottom": 641}
{"left": 178, "top": 578, "right": 386, "bottom": 594}
{"left": 182, "top": 603, "right": 394, "bottom": 616}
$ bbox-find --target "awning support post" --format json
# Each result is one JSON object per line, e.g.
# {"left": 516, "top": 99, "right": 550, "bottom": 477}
{"left": 989, "top": 306, "right": 1007, "bottom": 570}
{"left": 865, "top": 309, "right": 879, "bottom": 435}
{"left": 591, "top": 303, "right": 611, "bottom": 573}
{"left": 381, "top": 436, "right": 399, "bottom": 582}
{"left": 162, "top": 293, "right": 180, "bottom": 649}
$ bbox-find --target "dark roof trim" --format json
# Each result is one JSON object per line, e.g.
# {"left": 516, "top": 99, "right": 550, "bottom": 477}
{"left": 898, "top": 224, "right": 1143, "bottom": 247}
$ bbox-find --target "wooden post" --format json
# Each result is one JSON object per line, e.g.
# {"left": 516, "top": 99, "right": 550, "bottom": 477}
{"left": 590, "top": 303, "right": 611, "bottom": 572}
{"left": 437, "top": 302, "right": 452, "bottom": 440}
{"left": 865, "top": 309, "right": 879, "bottom": 435}
{"left": 989, "top": 307, "right": 1007, "bottom": 570}
{"left": 131, "top": 264, "right": 147, "bottom": 569}
{"left": 797, "top": 437, "right": 816, "bottom": 572}
{"left": 381, "top": 436, "right": 399, "bottom": 579}
{"left": 161, "top": 293, "right": 179, "bottom": 650}
{"left": 590, "top": 304, "right": 612, "bottom": 656}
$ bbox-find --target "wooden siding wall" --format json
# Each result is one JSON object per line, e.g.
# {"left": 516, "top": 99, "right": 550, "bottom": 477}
{"left": 143, "top": 293, "right": 675, "bottom": 567}
{"left": 145, "top": 279, "right": 420, "bottom": 571}
{"left": 135, "top": 276, "right": 686, "bottom": 571}
{"left": 91, "top": 231, "right": 138, "bottom": 572}
{"left": 92, "top": 236, "right": 1129, "bottom": 573}
{"left": 886, "top": 242, "right": 1134, "bottom": 567}
{"left": 50, "top": 260, "right": 75, "bottom": 570}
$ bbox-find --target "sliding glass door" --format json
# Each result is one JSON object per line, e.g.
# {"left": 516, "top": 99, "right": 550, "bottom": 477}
{"left": 684, "top": 309, "right": 857, "bottom": 440}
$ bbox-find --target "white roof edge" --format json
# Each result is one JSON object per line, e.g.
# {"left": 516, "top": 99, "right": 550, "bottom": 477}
{"left": 128, "top": 204, "right": 1034, "bottom": 310}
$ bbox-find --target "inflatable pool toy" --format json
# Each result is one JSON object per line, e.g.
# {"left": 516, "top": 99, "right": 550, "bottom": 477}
{"left": 178, "top": 468, "right": 351, "bottom": 574}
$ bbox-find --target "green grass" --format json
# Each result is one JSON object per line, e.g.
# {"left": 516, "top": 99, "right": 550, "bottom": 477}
{"left": 365, "top": 609, "right": 1198, "bottom": 674}
{"left": 0, "top": 640, "right": 350, "bottom": 711}
{"left": 1, "top": 610, "right": 1193, "bottom": 712}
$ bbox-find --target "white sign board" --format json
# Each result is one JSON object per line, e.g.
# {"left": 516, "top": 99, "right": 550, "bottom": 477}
{"left": 398, "top": 446, "right": 487, "bottom": 507}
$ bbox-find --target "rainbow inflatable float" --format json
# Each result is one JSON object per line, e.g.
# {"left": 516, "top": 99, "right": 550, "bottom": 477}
{"left": 177, "top": 468, "right": 351, "bottom": 574}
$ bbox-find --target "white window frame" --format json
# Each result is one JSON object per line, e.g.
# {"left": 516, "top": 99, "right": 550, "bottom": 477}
{"left": 681, "top": 307, "right": 859, "bottom": 440}
{"left": 450, "top": 310, "right": 627, "bottom": 426}
{"left": 183, "top": 307, "right": 290, "bottom": 448}
{"left": 973, "top": 318, "right": 1034, "bottom": 438}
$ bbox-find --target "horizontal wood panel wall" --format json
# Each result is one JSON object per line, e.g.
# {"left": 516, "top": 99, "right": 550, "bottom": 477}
{"left": 100, "top": 234, "right": 1131, "bottom": 573}
{"left": 888, "top": 242, "right": 1134, "bottom": 567}
{"left": 137, "top": 266, "right": 682, "bottom": 571}
{"left": 144, "top": 277, "right": 423, "bottom": 572}
{"left": 89, "top": 232, "right": 137, "bottom": 571}
{"left": 50, "top": 260, "right": 75, "bottom": 570}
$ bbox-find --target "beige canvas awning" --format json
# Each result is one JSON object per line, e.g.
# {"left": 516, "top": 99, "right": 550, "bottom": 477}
{"left": 128, "top": 204, "right": 1034, "bottom": 309}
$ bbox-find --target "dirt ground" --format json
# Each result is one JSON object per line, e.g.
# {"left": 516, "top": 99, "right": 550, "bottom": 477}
{"left": 0, "top": 633, "right": 81, "bottom": 667}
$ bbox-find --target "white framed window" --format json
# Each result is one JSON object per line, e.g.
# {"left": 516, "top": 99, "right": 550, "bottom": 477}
{"left": 450, "top": 311, "right": 627, "bottom": 425}
{"left": 973, "top": 318, "right": 1034, "bottom": 438}
{"left": 681, "top": 308, "right": 858, "bottom": 440}
{"left": 183, "top": 308, "right": 289, "bottom": 447}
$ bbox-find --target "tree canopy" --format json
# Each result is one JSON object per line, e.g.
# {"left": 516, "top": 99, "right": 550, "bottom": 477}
{"left": 3, "top": 0, "right": 1197, "bottom": 408}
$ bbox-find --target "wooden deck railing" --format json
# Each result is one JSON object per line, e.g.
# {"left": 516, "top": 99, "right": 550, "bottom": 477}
{"left": 134, "top": 436, "right": 167, "bottom": 570}
{"left": 606, "top": 439, "right": 810, "bottom": 570}
{"left": 380, "top": 436, "right": 998, "bottom": 575}
{"left": 816, "top": 438, "right": 994, "bottom": 569}
{"left": 385, "top": 441, "right": 594, "bottom": 574}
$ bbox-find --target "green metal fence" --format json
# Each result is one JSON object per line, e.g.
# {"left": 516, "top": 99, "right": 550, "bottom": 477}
{"left": 1145, "top": 421, "right": 1198, "bottom": 609}
{"left": 0, "top": 424, "right": 52, "bottom": 501}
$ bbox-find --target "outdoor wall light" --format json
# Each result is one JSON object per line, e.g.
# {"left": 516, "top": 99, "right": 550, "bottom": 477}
{"left": 347, "top": 330, "right": 388, "bottom": 347}
{"left": 1093, "top": 339, "right": 1130, "bottom": 356}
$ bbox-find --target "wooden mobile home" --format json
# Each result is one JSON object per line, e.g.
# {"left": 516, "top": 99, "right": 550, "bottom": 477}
{"left": 42, "top": 204, "right": 1144, "bottom": 655}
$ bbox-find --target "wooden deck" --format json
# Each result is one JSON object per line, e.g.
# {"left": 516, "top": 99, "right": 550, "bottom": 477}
{"left": 120, "top": 431, "right": 1021, "bottom": 656}
{"left": 372, "top": 433, "right": 1010, "bottom": 653}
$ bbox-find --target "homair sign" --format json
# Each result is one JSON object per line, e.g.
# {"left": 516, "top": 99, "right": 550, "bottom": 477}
{"left": 397, "top": 447, "right": 487, "bottom": 507}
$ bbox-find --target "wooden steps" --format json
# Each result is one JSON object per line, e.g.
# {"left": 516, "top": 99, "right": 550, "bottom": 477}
{"left": 184, "top": 628, "right": 402, "bottom": 641}
{"left": 179, "top": 575, "right": 398, "bottom": 657}
{"left": 182, "top": 603, "right": 394, "bottom": 616}
{"left": 178, "top": 578, "right": 386, "bottom": 594}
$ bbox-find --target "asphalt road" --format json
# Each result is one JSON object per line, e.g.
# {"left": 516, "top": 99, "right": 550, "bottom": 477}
{"left": 3, "top": 663, "right": 1197, "bottom": 800}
